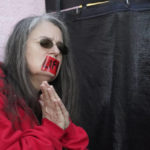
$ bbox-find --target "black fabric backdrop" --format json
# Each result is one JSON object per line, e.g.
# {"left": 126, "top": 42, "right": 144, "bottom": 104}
{"left": 46, "top": 0, "right": 150, "bottom": 150}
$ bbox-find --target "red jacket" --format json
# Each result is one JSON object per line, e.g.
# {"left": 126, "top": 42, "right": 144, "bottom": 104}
{"left": 0, "top": 68, "right": 89, "bottom": 150}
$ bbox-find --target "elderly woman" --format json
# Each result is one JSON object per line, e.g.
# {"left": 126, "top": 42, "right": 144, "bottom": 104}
{"left": 0, "top": 13, "right": 89, "bottom": 149}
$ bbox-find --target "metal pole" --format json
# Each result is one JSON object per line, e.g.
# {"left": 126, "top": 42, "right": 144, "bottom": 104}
{"left": 126, "top": 0, "right": 130, "bottom": 5}
{"left": 56, "top": 0, "right": 61, "bottom": 11}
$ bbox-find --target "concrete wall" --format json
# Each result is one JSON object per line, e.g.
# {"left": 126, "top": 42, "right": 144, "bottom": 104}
{"left": 0, "top": 0, "right": 45, "bottom": 61}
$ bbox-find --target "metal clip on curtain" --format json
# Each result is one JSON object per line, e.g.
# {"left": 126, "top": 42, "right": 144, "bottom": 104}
{"left": 60, "top": 1, "right": 109, "bottom": 13}
{"left": 56, "top": 0, "right": 61, "bottom": 11}
{"left": 126, "top": 0, "right": 130, "bottom": 5}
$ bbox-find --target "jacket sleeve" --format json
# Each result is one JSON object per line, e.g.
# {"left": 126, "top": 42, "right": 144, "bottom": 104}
{"left": 61, "top": 120, "right": 89, "bottom": 150}
{"left": 0, "top": 94, "right": 89, "bottom": 150}
{"left": 0, "top": 94, "right": 65, "bottom": 150}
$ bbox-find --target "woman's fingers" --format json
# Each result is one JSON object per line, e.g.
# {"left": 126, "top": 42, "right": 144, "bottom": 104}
{"left": 50, "top": 86, "right": 68, "bottom": 115}
{"left": 40, "top": 83, "right": 49, "bottom": 102}
{"left": 54, "top": 101, "right": 64, "bottom": 119}
{"left": 41, "top": 81, "right": 55, "bottom": 101}
{"left": 50, "top": 86, "right": 70, "bottom": 128}
{"left": 44, "top": 81, "right": 50, "bottom": 89}
{"left": 40, "top": 83, "right": 54, "bottom": 114}
{"left": 39, "top": 81, "right": 66, "bottom": 129}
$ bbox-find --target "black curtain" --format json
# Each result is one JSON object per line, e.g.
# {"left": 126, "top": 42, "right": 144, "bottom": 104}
{"left": 46, "top": 0, "right": 150, "bottom": 150}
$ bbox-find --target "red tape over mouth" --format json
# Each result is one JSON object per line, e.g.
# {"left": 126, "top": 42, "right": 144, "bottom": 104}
{"left": 41, "top": 56, "right": 60, "bottom": 75}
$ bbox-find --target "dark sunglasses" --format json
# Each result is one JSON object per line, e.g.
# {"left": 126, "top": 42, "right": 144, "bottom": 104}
{"left": 39, "top": 38, "right": 68, "bottom": 55}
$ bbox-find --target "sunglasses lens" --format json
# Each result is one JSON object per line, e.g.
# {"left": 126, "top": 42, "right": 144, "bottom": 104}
{"left": 40, "top": 38, "right": 69, "bottom": 55}
{"left": 40, "top": 39, "right": 53, "bottom": 49}
{"left": 57, "top": 42, "right": 69, "bottom": 55}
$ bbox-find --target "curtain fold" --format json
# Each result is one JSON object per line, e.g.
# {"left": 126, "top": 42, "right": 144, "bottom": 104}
{"left": 46, "top": 1, "right": 150, "bottom": 149}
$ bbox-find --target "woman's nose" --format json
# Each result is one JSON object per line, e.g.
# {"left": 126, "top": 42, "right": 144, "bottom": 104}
{"left": 48, "top": 44, "right": 60, "bottom": 56}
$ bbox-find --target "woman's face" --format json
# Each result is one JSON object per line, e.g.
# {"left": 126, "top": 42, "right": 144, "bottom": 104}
{"left": 26, "top": 21, "right": 63, "bottom": 89}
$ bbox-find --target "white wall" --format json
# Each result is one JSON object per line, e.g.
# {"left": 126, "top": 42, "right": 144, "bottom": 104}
{"left": 0, "top": 0, "right": 45, "bottom": 61}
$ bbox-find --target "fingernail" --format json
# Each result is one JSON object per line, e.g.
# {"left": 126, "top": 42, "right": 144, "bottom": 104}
{"left": 41, "top": 81, "right": 46, "bottom": 86}
{"left": 44, "top": 81, "right": 48, "bottom": 84}
{"left": 41, "top": 82, "right": 45, "bottom": 86}
{"left": 40, "top": 84, "right": 44, "bottom": 87}
{"left": 48, "top": 88, "right": 51, "bottom": 91}
{"left": 39, "top": 100, "right": 44, "bottom": 106}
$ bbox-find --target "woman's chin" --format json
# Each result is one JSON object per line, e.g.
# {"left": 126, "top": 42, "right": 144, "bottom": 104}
{"left": 41, "top": 71, "right": 57, "bottom": 82}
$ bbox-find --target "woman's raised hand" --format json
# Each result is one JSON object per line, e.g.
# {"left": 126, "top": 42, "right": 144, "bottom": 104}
{"left": 39, "top": 81, "right": 70, "bottom": 129}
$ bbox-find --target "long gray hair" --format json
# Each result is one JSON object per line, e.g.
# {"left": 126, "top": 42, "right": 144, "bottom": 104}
{"left": 3, "top": 13, "right": 78, "bottom": 123}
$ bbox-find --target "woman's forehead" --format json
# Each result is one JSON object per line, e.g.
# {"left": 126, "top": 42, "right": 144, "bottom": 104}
{"left": 28, "top": 21, "right": 63, "bottom": 42}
